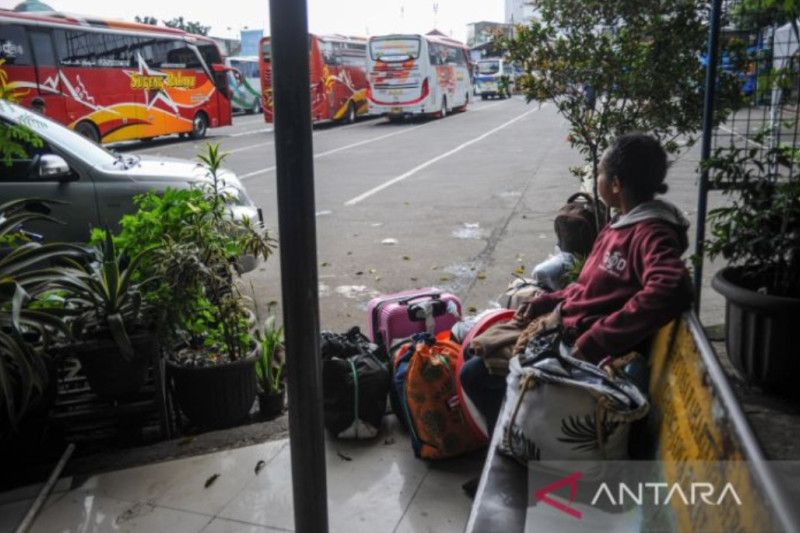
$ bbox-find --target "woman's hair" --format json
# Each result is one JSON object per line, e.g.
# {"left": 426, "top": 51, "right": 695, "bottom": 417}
{"left": 600, "top": 133, "right": 669, "bottom": 201}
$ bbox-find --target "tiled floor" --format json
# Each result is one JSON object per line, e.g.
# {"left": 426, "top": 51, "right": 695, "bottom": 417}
{"left": 0, "top": 417, "right": 482, "bottom": 533}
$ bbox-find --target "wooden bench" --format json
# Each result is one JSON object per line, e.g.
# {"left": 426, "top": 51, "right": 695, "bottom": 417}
{"left": 465, "top": 311, "right": 799, "bottom": 533}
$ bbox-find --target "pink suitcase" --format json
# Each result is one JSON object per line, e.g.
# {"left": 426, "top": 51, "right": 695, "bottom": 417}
{"left": 367, "top": 288, "right": 462, "bottom": 348}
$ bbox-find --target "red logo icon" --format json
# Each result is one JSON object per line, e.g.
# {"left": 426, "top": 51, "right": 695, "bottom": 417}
{"left": 533, "top": 471, "right": 584, "bottom": 519}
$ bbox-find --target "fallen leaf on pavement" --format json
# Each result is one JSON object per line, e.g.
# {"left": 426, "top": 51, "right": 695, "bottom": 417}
{"left": 255, "top": 460, "right": 266, "bottom": 475}
{"left": 468, "top": 306, "right": 478, "bottom": 314}
{"left": 205, "top": 474, "right": 220, "bottom": 488}
{"left": 337, "top": 452, "right": 353, "bottom": 462}
{"left": 477, "top": 272, "right": 487, "bottom": 280}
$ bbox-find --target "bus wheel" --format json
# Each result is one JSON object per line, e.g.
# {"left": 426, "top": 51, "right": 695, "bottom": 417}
{"left": 440, "top": 97, "right": 447, "bottom": 118}
{"left": 190, "top": 113, "right": 208, "bottom": 139}
{"left": 252, "top": 100, "right": 261, "bottom": 115}
{"left": 75, "top": 121, "right": 100, "bottom": 144}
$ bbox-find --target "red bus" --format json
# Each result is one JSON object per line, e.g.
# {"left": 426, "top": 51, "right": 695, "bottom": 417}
{"left": 259, "top": 34, "right": 369, "bottom": 124}
{"left": 0, "top": 10, "right": 232, "bottom": 144}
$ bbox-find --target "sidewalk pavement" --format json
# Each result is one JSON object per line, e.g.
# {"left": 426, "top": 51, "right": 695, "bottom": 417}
{"left": 0, "top": 417, "right": 482, "bottom": 533}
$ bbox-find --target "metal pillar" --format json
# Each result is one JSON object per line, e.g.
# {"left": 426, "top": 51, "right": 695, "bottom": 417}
{"left": 694, "top": 0, "right": 724, "bottom": 312}
{"left": 267, "top": 0, "right": 328, "bottom": 531}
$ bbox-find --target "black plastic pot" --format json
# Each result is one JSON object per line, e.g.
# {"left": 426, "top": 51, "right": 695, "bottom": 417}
{"left": 258, "top": 388, "right": 285, "bottom": 420}
{"left": 167, "top": 348, "right": 258, "bottom": 429}
{"left": 712, "top": 267, "right": 800, "bottom": 397}
{"left": 75, "top": 332, "right": 155, "bottom": 400}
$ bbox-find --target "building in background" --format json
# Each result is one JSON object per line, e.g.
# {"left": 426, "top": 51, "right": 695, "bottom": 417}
{"left": 239, "top": 29, "right": 263, "bottom": 57}
{"left": 12, "top": 0, "right": 53, "bottom": 12}
{"left": 505, "top": 0, "right": 538, "bottom": 25}
{"left": 466, "top": 21, "right": 513, "bottom": 62}
{"left": 211, "top": 36, "right": 242, "bottom": 58}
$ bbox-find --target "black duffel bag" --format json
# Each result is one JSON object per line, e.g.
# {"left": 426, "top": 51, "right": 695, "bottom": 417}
{"left": 321, "top": 327, "right": 390, "bottom": 439}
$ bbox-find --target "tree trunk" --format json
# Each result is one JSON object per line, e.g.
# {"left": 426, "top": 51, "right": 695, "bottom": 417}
{"left": 590, "top": 148, "right": 601, "bottom": 232}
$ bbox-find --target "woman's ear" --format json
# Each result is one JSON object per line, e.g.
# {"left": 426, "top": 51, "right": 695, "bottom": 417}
{"left": 611, "top": 176, "right": 622, "bottom": 194}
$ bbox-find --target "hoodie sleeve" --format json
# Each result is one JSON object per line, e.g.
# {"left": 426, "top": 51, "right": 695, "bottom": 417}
{"left": 520, "top": 283, "right": 582, "bottom": 320}
{"left": 574, "top": 224, "right": 693, "bottom": 363}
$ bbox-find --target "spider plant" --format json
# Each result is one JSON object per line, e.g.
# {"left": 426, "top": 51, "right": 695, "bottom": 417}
{"left": 0, "top": 199, "right": 86, "bottom": 434}
{"left": 255, "top": 314, "right": 284, "bottom": 395}
{"left": 53, "top": 229, "right": 156, "bottom": 361}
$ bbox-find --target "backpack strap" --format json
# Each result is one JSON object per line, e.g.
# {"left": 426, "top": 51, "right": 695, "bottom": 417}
{"left": 566, "top": 192, "right": 594, "bottom": 204}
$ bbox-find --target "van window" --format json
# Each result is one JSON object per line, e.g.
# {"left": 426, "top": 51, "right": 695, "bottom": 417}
{"left": 0, "top": 24, "right": 33, "bottom": 66}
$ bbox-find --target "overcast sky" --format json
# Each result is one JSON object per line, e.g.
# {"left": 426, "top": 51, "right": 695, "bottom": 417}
{"left": 1, "top": 0, "right": 504, "bottom": 43}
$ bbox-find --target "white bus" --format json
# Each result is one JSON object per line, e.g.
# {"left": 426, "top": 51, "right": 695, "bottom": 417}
{"left": 225, "top": 55, "right": 262, "bottom": 114}
{"left": 367, "top": 33, "right": 471, "bottom": 120}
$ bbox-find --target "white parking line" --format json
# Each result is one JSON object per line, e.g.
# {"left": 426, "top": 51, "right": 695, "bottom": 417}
{"left": 240, "top": 122, "right": 431, "bottom": 180}
{"left": 228, "top": 127, "right": 273, "bottom": 137}
{"left": 718, "top": 125, "right": 768, "bottom": 149}
{"left": 344, "top": 105, "right": 544, "bottom": 206}
{"left": 472, "top": 100, "right": 509, "bottom": 111}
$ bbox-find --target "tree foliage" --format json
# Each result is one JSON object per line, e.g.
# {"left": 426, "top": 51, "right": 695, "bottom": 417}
{"left": 134, "top": 15, "right": 158, "bottom": 26}
{"left": 0, "top": 59, "right": 43, "bottom": 167}
{"left": 135, "top": 15, "right": 211, "bottom": 36}
{"left": 503, "top": 0, "right": 746, "bottom": 224}
{"left": 164, "top": 16, "right": 211, "bottom": 36}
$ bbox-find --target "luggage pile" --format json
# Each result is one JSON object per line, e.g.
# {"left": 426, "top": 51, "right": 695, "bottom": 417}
{"left": 319, "top": 193, "right": 644, "bottom": 463}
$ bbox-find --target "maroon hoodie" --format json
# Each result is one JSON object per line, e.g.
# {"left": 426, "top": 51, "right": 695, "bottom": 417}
{"left": 526, "top": 199, "right": 693, "bottom": 363}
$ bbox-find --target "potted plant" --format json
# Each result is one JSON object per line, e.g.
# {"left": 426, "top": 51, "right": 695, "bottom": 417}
{"left": 255, "top": 313, "right": 285, "bottom": 420}
{"left": 53, "top": 230, "right": 158, "bottom": 399}
{"left": 0, "top": 199, "right": 84, "bottom": 441}
{"left": 705, "top": 137, "right": 800, "bottom": 396}
{"left": 149, "top": 144, "right": 276, "bottom": 428}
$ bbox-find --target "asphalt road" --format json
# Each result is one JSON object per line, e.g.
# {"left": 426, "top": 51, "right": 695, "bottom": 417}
{"left": 121, "top": 97, "right": 726, "bottom": 332}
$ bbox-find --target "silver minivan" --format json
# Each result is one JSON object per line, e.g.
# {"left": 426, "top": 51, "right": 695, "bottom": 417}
{"left": 0, "top": 101, "right": 261, "bottom": 245}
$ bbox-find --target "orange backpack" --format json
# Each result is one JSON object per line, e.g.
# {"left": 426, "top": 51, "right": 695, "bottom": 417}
{"left": 392, "top": 333, "right": 485, "bottom": 460}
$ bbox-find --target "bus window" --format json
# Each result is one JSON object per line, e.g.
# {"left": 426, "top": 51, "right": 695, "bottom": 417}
{"left": 164, "top": 42, "right": 202, "bottom": 69}
{"left": 197, "top": 42, "right": 222, "bottom": 67}
{"left": 29, "top": 30, "right": 56, "bottom": 67}
{"left": 445, "top": 46, "right": 461, "bottom": 65}
{"left": 261, "top": 41, "right": 270, "bottom": 61}
{"left": 55, "top": 30, "right": 132, "bottom": 68}
{"left": 478, "top": 59, "right": 500, "bottom": 75}
{"left": 369, "top": 37, "right": 420, "bottom": 62}
{"left": 319, "top": 40, "right": 337, "bottom": 66}
{"left": 0, "top": 24, "right": 32, "bottom": 65}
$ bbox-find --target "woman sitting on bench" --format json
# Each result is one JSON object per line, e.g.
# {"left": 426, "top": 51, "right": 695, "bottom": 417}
{"left": 461, "top": 133, "right": 694, "bottom": 435}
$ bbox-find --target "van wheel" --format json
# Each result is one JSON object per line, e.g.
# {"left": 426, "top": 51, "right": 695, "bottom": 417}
{"left": 440, "top": 97, "right": 448, "bottom": 118}
{"left": 75, "top": 121, "right": 100, "bottom": 144}
{"left": 344, "top": 102, "right": 356, "bottom": 124}
{"left": 190, "top": 112, "right": 208, "bottom": 139}
{"left": 481, "top": 94, "right": 488, "bottom": 101}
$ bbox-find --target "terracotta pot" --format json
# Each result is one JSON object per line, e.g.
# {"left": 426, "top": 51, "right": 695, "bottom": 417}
{"left": 712, "top": 267, "right": 800, "bottom": 397}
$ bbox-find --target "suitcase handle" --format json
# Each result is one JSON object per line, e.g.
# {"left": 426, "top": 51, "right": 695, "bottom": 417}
{"left": 399, "top": 293, "right": 441, "bottom": 306}
{"left": 407, "top": 299, "right": 447, "bottom": 322}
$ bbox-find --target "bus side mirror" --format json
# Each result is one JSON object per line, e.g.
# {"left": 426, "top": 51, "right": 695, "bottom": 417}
{"left": 232, "top": 68, "right": 244, "bottom": 87}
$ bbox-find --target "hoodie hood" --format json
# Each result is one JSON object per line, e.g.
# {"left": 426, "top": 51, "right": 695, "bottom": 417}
{"left": 610, "top": 199, "right": 690, "bottom": 230}
{"left": 609, "top": 199, "right": 690, "bottom": 251}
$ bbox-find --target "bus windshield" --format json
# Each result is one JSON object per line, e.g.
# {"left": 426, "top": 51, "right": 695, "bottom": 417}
{"left": 369, "top": 37, "right": 420, "bottom": 62}
{"left": 478, "top": 60, "right": 500, "bottom": 75}
{"left": 229, "top": 59, "right": 259, "bottom": 78}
